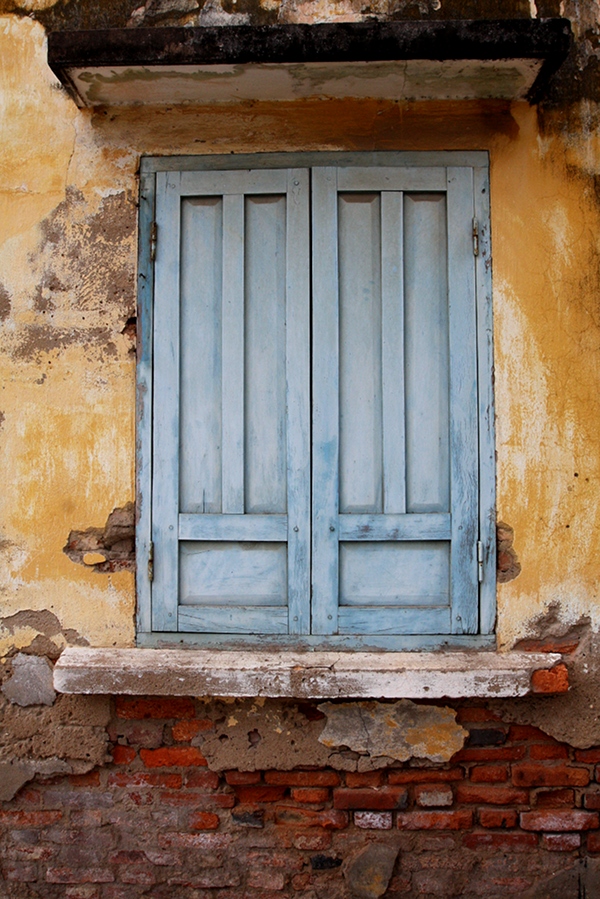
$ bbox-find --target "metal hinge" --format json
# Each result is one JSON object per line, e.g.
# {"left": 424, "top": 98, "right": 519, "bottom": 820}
{"left": 148, "top": 541, "right": 154, "bottom": 582}
{"left": 472, "top": 218, "right": 479, "bottom": 256}
{"left": 477, "top": 540, "right": 484, "bottom": 583}
{"left": 150, "top": 222, "right": 158, "bottom": 262}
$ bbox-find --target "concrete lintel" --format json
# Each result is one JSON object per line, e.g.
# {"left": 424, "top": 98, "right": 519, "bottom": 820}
{"left": 47, "top": 20, "right": 572, "bottom": 107}
{"left": 54, "top": 647, "right": 563, "bottom": 699}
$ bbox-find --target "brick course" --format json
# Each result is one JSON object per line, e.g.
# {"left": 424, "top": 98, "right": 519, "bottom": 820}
{"left": 3, "top": 696, "right": 600, "bottom": 897}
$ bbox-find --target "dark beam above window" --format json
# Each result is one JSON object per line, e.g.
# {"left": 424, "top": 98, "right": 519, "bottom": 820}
{"left": 48, "top": 19, "right": 572, "bottom": 108}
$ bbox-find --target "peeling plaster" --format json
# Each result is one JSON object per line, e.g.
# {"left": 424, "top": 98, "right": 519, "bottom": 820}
{"left": 317, "top": 701, "right": 468, "bottom": 764}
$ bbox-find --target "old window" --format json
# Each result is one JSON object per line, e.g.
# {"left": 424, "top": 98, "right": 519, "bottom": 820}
{"left": 137, "top": 152, "right": 495, "bottom": 650}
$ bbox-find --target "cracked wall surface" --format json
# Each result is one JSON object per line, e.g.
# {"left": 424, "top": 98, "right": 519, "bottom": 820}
{"left": 2, "top": 2, "right": 600, "bottom": 767}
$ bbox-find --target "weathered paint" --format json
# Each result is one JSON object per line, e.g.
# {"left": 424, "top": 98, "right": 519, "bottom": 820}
{"left": 1, "top": 7, "right": 600, "bottom": 711}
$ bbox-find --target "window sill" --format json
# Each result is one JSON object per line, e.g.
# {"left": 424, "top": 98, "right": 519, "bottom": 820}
{"left": 53, "top": 647, "right": 567, "bottom": 699}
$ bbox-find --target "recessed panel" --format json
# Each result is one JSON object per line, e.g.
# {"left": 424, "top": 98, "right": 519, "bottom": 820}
{"left": 404, "top": 193, "right": 450, "bottom": 514}
{"left": 244, "top": 195, "right": 287, "bottom": 514}
{"left": 338, "top": 193, "right": 383, "bottom": 514}
{"left": 179, "top": 541, "right": 287, "bottom": 606}
{"left": 340, "top": 541, "right": 450, "bottom": 606}
{"left": 180, "top": 197, "right": 223, "bottom": 514}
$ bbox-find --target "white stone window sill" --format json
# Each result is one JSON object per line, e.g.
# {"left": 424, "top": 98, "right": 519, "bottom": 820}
{"left": 53, "top": 647, "right": 565, "bottom": 699}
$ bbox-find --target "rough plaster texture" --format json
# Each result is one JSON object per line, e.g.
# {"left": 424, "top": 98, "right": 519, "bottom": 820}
{"left": 185, "top": 698, "right": 467, "bottom": 772}
{"left": 1, "top": 652, "right": 56, "bottom": 706}
{"left": 0, "top": 655, "right": 110, "bottom": 798}
{"left": 317, "top": 701, "right": 467, "bottom": 764}
{"left": 2, "top": 0, "right": 600, "bottom": 769}
{"left": 193, "top": 698, "right": 353, "bottom": 771}
{"left": 497, "top": 631, "right": 600, "bottom": 748}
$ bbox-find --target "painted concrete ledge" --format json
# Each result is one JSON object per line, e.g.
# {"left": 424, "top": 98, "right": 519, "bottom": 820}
{"left": 53, "top": 647, "right": 565, "bottom": 699}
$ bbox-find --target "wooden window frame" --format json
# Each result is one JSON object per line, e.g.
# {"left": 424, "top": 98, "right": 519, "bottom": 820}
{"left": 136, "top": 151, "right": 496, "bottom": 651}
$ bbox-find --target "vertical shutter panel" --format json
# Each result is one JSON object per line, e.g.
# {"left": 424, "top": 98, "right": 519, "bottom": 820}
{"left": 152, "top": 169, "right": 310, "bottom": 635}
{"left": 312, "top": 166, "right": 479, "bottom": 637}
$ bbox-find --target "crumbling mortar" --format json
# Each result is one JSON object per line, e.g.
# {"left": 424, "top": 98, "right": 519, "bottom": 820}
{"left": 63, "top": 502, "right": 135, "bottom": 573}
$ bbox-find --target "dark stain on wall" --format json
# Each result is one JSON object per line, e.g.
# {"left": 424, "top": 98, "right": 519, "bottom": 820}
{"left": 496, "top": 521, "right": 521, "bottom": 584}
{"left": 0, "top": 283, "right": 11, "bottom": 321}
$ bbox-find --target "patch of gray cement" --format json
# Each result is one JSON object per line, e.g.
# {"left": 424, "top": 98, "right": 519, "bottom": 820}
{"left": 318, "top": 700, "right": 467, "bottom": 764}
{"left": 2, "top": 653, "right": 56, "bottom": 706}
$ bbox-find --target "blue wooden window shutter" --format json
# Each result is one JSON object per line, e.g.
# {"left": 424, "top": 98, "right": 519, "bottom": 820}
{"left": 141, "top": 154, "right": 494, "bottom": 649}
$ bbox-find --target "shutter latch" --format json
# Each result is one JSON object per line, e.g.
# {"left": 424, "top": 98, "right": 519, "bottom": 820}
{"left": 148, "top": 541, "right": 154, "bottom": 582}
{"left": 477, "top": 540, "right": 484, "bottom": 583}
{"left": 472, "top": 218, "right": 479, "bottom": 256}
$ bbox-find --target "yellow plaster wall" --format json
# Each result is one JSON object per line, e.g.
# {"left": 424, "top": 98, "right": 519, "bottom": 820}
{"left": 1, "top": 12, "right": 600, "bottom": 653}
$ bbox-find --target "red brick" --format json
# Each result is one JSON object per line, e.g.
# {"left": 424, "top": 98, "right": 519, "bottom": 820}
{"left": 397, "top": 811, "right": 473, "bottom": 830}
{"left": 246, "top": 851, "right": 304, "bottom": 871}
{"left": 455, "top": 785, "right": 529, "bottom": 805}
{"left": 140, "top": 747, "right": 207, "bottom": 768}
{"left": 479, "top": 809, "right": 518, "bottom": 828}
{"left": 292, "top": 833, "right": 332, "bottom": 850}
{"left": 520, "top": 810, "right": 599, "bottom": 832}
{"left": 512, "top": 765, "right": 589, "bottom": 787}
{"left": 456, "top": 707, "right": 501, "bottom": 724}
{"left": 469, "top": 766, "right": 508, "bottom": 783}
{"left": 517, "top": 636, "right": 580, "bottom": 654}
{"left": 109, "top": 852, "right": 147, "bottom": 865}
{"left": 168, "top": 872, "right": 241, "bottom": 888}
{"left": 292, "top": 873, "right": 314, "bottom": 890}
{"left": 291, "top": 788, "right": 329, "bottom": 803}
{"left": 388, "top": 768, "right": 463, "bottom": 784}
{"left": 120, "top": 868, "right": 156, "bottom": 886}
{"left": 159, "top": 790, "right": 233, "bottom": 807}
{"left": 588, "top": 832, "right": 600, "bottom": 852}
{"left": 189, "top": 811, "right": 220, "bottom": 830}
{"left": 265, "top": 771, "right": 340, "bottom": 787}
{"left": 463, "top": 833, "right": 538, "bottom": 849}
{"left": 235, "top": 786, "right": 287, "bottom": 803}
{"left": 12, "top": 788, "right": 41, "bottom": 805}
{"left": 333, "top": 787, "right": 408, "bottom": 811}
{"left": 508, "top": 725, "right": 555, "bottom": 742}
{"left": 531, "top": 664, "right": 569, "bottom": 694}
{"left": 535, "top": 789, "right": 575, "bottom": 807}
{"left": 274, "top": 806, "right": 348, "bottom": 829}
{"left": 108, "top": 772, "right": 182, "bottom": 788}
{"left": 45, "top": 868, "right": 115, "bottom": 884}
{"left": 247, "top": 870, "right": 285, "bottom": 890}
{"left": 542, "top": 833, "right": 581, "bottom": 851}
{"left": 185, "top": 770, "right": 220, "bottom": 789}
{"left": 453, "top": 747, "right": 526, "bottom": 763}
{"left": 68, "top": 772, "right": 101, "bottom": 787}
{"left": 585, "top": 792, "right": 600, "bottom": 810}
{"left": 112, "top": 745, "right": 136, "bottom": 765}
{"left": 158, "top": 832, "right": 232, "bottom": 850}
{"left": 115, "top": 697, "right": 195, "bottom": 720}
{"left": 575, "top": 749, "right": 600, "bottom": 763}
{"left": 0, "top": 811, "right": 62, "bottom": 828}
{"left": 225, "top": 771, "right": 262, "bottom": 785}
{"left": 345, "top": 771, "right": 384, "bottom": 788}
{"left": 172, "top": 719, "right": 213, "bottom": 741}
{"left": 3, "top": 864, "right": 38, "bottom": 882}
{"left": 65, "top": 887, "right": 101, "bottom": 899}
{"left": 529, "top": 743, "right": 569, "bottom": 760}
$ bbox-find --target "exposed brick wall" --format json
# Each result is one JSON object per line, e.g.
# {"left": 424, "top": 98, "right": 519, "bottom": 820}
{"left": 2, "top": 699, "right": 600, "bottom": 897}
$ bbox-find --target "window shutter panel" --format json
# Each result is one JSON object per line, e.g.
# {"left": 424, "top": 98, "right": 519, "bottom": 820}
{"left": 151, "top": 169, "right": 310, "bottom": 635}
{"left": 311, "top": 165, "right": 479, "bottom": 637}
